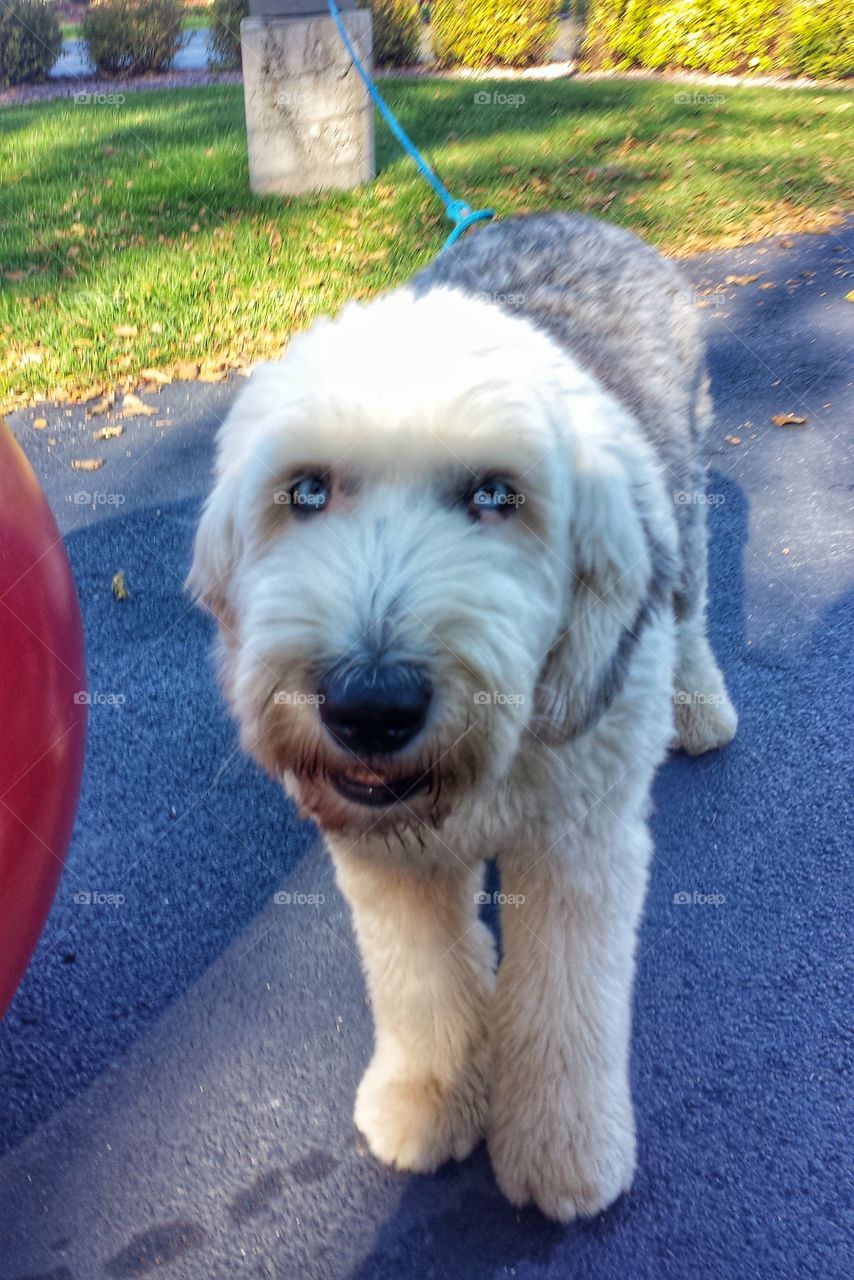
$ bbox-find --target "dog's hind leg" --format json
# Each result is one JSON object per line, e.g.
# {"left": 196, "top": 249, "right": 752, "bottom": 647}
{"left": 331, "top": 846, "right": 495, "bottom": 1173}
{"left": 672, "top": 481, "right": 737, "bottom": 755}
{"left": 674, "top": 609, "right": 738, "bottom": 755}
{"left": 670, "top": 375, "right": 737, "bottom": 756}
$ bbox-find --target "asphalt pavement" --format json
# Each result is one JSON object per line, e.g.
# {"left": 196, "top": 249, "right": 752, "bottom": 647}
{"left": 0, "top": 220, "right": 852, "bottom": 1280}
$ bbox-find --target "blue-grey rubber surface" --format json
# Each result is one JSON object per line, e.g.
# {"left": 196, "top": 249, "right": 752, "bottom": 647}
{"left": 0, "top": 223, "right": 852, "bottom": 1280}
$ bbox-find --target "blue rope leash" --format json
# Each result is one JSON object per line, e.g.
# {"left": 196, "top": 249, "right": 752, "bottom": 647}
{"left": 325, "top": 0, "right": 494, "bottom": 248}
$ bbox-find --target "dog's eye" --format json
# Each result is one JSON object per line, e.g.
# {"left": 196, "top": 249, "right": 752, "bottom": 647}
{"left": 467, "top": 478, "right": 520, "bottom": 520}
{"left": 288, "top": 475, "right": 330, "bottom": 516}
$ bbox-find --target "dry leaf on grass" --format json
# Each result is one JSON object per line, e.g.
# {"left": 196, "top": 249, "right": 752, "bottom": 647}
{"left": 139, "top": 368, "right": 171, "bottom": 385}
{"left": 114, "top": 324, "right": 138, "bottom": 338}
{"left": 771, "top": 413, "right": 807, "bottom": 427}
{"left": 93, "top": 424, "right": 123, "bottom": 441}
{"left": 72, "top": 458, "right": 105, "bottom": 471}
{"left": 112, "top": 571, "right": 129, "bottom": 601}
{"left": 121, "top": 393, "right": 156, "bottom": 418}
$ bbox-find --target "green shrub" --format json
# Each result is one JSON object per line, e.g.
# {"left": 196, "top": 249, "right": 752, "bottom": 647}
{"left": 432, "top": 0, "right": 560, "bottom": 68}
{"left": 370, "top": 0, "right": 421, "bottom": 66}
{"left": 786, "top": 0, "right": 854, "bottom": 78}
{"left": 82, "top": 0, "right": 184, "bottom": 75}
{"left": 585, "top": 0, "right": 853, "bottom": 76}
{"left": 585, "top": 1, "right": 785, "bottom": 75}
{"left": 208, "top": 0, "right": 247, "bottom": 70}
{"left": 0, "top": 0, "right": 62, "bottom": 86}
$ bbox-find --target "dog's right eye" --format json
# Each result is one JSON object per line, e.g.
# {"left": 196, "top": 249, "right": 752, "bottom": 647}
{"left": 288, "top": 475, "right": 330, "bottom": 516}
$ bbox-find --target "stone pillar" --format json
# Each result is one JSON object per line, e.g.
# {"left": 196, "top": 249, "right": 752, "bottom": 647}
{"left": 240, "top": 5, "right": 375, "bottom": 197}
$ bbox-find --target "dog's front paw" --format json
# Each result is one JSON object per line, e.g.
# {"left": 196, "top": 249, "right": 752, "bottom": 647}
{"left": 488, "top": 1094, "right": 636, "bottom": 1223}
{"left": 354, "top": 1050, "right": 488, "bottom": 1174}
{"left": 674, "top": 687, "right": 737, "bottom": 756}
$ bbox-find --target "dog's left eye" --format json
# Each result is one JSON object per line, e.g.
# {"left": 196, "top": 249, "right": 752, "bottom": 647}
{"left": 288, "top": 475, "right": 330, "bottom": 516}
{"left": 466, "top": 478, "right": 519, "bottom": 520}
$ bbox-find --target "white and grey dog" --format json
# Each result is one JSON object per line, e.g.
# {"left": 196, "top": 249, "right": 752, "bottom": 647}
{"left": 189, "top": 213, "right": 737, "bottom": 1222}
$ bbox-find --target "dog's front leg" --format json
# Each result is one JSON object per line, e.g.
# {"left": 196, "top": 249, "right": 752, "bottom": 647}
{"left": 488, "top": 830, "right": 650, "bottom": 1222}
{"left": 331, "top": 847, "right": 495, "bottom": 1173}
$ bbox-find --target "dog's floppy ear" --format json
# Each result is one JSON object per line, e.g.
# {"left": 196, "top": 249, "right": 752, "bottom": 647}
{"left": 534, "top": 427, "right": 672, "bottom": 743}
{"left": 186, "top": 473, "right": 245, "bottom": 629}
{"left": 186, "top": 363, "right": 282, "bottom": 628}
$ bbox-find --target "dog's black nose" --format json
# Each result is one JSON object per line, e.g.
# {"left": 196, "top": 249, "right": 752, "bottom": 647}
{"left": 318, "top": 663, "right": 431, "bottom": 756}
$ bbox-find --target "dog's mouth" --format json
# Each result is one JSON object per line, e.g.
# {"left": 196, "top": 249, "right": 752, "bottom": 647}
{"left": 328, "top": 764, "right": 430, "bottom": 808}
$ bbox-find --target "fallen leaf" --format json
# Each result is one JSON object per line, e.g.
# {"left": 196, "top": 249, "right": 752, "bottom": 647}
{"left": 33, "top": 417, "right": 47, "bottom": 429}
{"left": 114, "top": 324, "right": 138, "bottom": 338}
{"left": 72, "top": 458, "right": 105, "bottom": 471}
{"left": 174, "top": 360, "right": 199, "bottom": 380}
{"left": 112, "top": 571, "right": 129, "bottom": 601}
{"left": 724, "top": 435, "right": 742, "bottom": 445}
{"left": 86, "top": 392, "right": 115, "bottom": 417}
{"left": 93, "top": 424, "right": 123, "bottom": 440}
{"left": 846, "top": 290, "right": 854, "bottom": 302}
{"left": 759, "top": 282, "right": 777, "bottom": 290}
{"left": 725, "top": 274, "right": 760, "bottom": 286}
{"left": 139, "top": 368, "right": 171, "bottom": 385}
{"left": 5, "top": 270, "right": 27, "bottom": 283}
{"left": 771, "top": 413, "right": 807, "bottom": 427}
{"left": 121, "top": 393, "right": 155, "bottom": 418}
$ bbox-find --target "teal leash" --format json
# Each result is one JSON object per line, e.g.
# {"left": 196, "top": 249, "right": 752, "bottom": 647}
{"left": 325, "top": 0, "right": 494, "bottom": 249}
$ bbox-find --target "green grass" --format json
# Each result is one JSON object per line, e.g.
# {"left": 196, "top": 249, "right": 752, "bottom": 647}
{"left": 1, "top": 78, "right": 851, "bottom": 408}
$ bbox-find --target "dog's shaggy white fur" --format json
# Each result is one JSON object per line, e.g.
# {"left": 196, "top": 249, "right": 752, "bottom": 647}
{"left": 189, "top": 214, "right": 737, "bottom": 1222}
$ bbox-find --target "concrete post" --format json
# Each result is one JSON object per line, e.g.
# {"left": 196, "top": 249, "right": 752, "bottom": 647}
{"left": 240, "top": 3, "right": 375, "bottom": 197}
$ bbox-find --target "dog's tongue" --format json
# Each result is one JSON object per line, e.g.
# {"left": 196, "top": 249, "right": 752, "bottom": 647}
{"left": 347, "top": 765, "right": 388, "bottom": 785}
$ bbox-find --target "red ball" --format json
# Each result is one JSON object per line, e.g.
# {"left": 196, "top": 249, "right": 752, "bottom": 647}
{"left": 0, "top": 419, "right": 87, "bottom": 1017}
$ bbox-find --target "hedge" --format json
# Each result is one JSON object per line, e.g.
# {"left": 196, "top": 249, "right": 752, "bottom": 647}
{"left": 370, "top": 0, "right": 421, "bottom": 66}
{"left": 82, "top": 0, "right": 184, "bottom": 76}
{"left": 0, "top": 0, "right": 62, "bottom": 86}
{"left": 584, "top": 0, "right": 854, "bottom": 78}
{"left": 208, "top": 0, "right": 248, "bottom": 70}
{"left": 432, "top": 0, "right": 560, "bottom": 69}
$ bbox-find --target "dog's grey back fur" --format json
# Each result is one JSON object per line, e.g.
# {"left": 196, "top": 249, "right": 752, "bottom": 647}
{"left": 412, "top": 213, "right": 711, "bottom": 622}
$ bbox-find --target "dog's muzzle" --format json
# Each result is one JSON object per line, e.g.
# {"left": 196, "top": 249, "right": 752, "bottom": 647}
{"left": 317, "top": 660, "right": 432, "bottom": 807}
